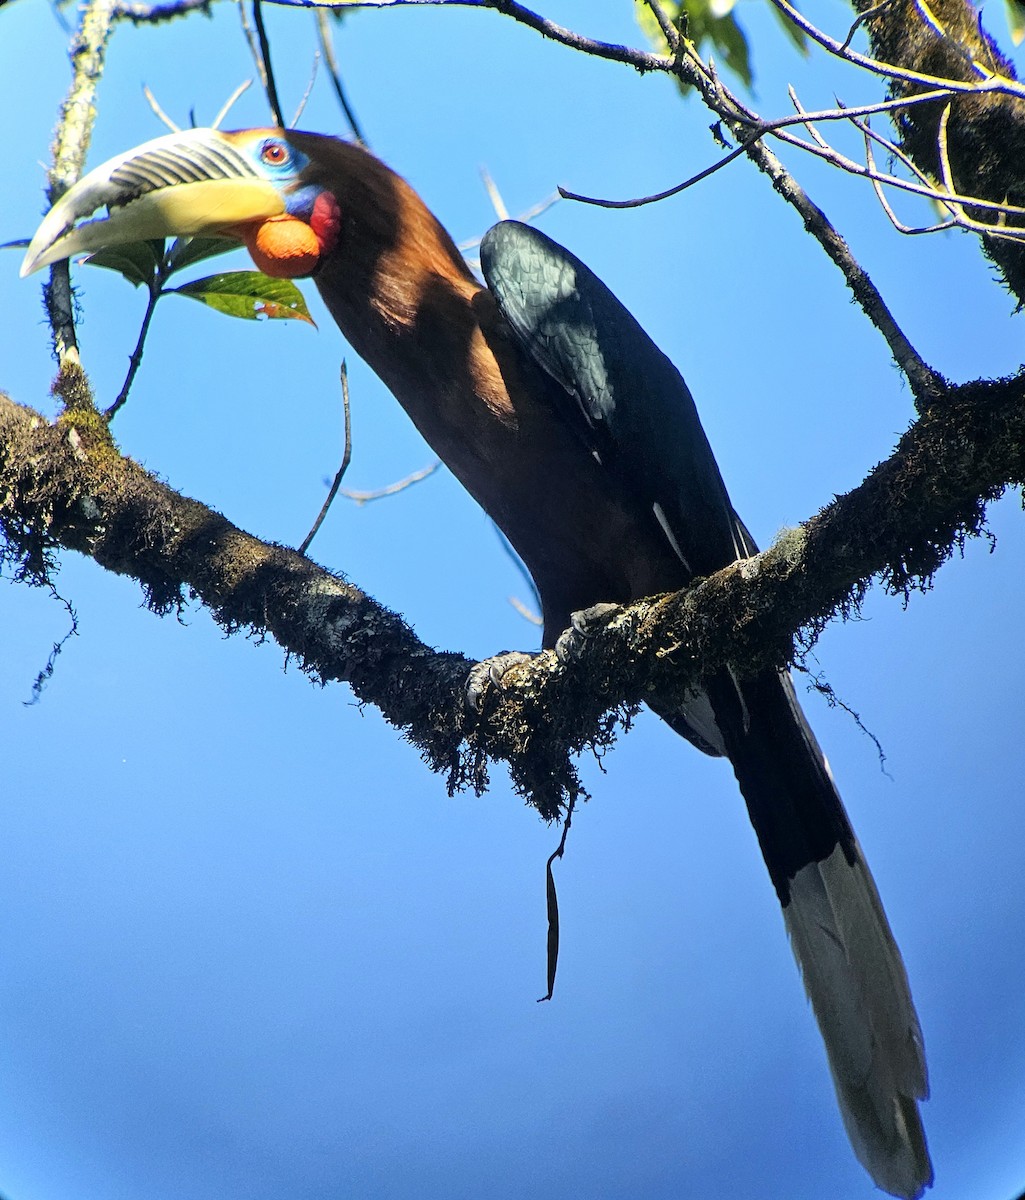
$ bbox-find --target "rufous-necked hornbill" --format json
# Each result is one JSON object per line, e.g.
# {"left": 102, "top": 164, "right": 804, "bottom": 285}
{"left": 22, "top": 127, "right": 932, "bottom": 1199}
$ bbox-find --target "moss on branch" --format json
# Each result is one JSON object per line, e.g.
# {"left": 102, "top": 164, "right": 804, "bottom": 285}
{"left": 1, "top": 368, "right": 1023, "bottom": 819}
{"left": 856, "top": 0, "right": 1025, "bottom": 304}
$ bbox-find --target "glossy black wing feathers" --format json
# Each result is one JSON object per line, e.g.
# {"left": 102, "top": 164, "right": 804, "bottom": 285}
{"left": 480, "top": 220, "right": 750, "bottom": 577}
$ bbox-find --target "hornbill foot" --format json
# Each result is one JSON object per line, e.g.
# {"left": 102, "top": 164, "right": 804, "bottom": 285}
{"left": 466, "top": 651, "right": 536, "bottom": 713}
{"left": 554, "top": 603, "right": 621, "bottom": 665}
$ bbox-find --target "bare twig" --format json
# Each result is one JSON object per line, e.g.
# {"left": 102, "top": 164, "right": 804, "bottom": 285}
{"left": 840, "top": 0, "right": 898, "bottom": 53}
{"left": 238, "top": 2, "right": 273, "bottom": 115}
{"left": 260, "top": 0, "right": 674, "bottom": 75}
{"left": 740, "top": 134, "right": 943, "bottom": 404}
{"left": 458, "top": 189, "right": 560, "bottom": 254}
{"left": 290, "top": 50, "right": 319, "bottom": 127}
{"left": 106, "top": 282, "right": 161, "bottom": 420}
{"left": 560, "top": 142, "right": 748, "bottom": 209}
{"left": 508, "top": 595, "right": 543, "bottom": 627}
{"left": 340, "top": 460, "right": 441, "bottom": 505}
{"left": 143, "top": 83, "right": 181, "bottom": 130}
{"left": 493, "top": 525, "right": 542, "bottom": 622}
{"left": 315, "top": 9, "right": 368, "bottom": 144}
{"left": 480, "top": 167, "right": 510, "bottom": 221}
{"left": 862, "top": 123, "right": 955, "bottom": 235}
{"left": 768, "top": 121, "right": 1025, "bottom": 233}
{"left": 299, "top": 362, "right": 353, "bottom": 555}
{"left": 641, "top": 0, "right": 680, "bottom": 54}
{"left": 212, "top": 79, "right": 253, "bottom": 128}
{"left": 560, "top": 87, "right": 1008, "bottom": 212}
{"left": 252, "top": 0, "right": 285, "bottom": 126}
{"left": 515, "top": 190, "right": 561, "bottom": 226}
{"left": 934, "top": 103, "right": 965, "bottom": 219}
{"left": 767, "top": 0, "right": 1021, "bottom": 96}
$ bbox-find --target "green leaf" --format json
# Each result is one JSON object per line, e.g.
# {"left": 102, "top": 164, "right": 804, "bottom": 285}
{"left": 83, "top": 240, "right": 164, "bottom": 288}
{"left": 635, "top": 0, "right": 682, "bottom": 48}
{"left": 701, "top": 4, "right": 753, "bottom": 87}
{"left": 769, "top": 0, "right": 808, "bottom": 55}
{"left": 636, "top": 0, "right": 752, "bottom": 90}
{"left": 169, "top": 271, "right": 316, "bottom": 324}
{"left": 635, "top": 0, "right": 811, "bottom": 89}
{"left": 1006, "top": 0, "right": 1025, "bottom": 45}
{"left": 165, "top": 236, "right": 240, "bottom": 275}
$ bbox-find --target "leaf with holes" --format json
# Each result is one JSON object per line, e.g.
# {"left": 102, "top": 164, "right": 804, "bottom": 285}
{"left": 170, "top": 271, "right": 315, "bottom": 324}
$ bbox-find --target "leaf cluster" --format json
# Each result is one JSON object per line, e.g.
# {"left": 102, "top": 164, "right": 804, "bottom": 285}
{"left": 87, "top": 235, "right": 313, "bottom": 324}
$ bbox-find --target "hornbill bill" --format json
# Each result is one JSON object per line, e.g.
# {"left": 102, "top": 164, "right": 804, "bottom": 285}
{"left": 23, "top": 128, "right": 932, "bottom": 1198}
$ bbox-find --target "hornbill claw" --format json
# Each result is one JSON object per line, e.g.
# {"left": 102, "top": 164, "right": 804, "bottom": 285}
{"left": 554, "top": 603, "right": 621, "bottom": 665}
{"left": 466, "top": 651, "right": 535, "bottom": 713}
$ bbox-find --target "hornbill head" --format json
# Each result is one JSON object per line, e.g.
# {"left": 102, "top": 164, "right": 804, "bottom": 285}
{"left": 21, "top": 127, "right": 342, "bottom": 279}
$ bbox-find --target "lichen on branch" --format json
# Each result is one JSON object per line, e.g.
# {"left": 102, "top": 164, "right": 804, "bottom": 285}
{"left": 2, "top": 361, "right": 1022, "bottom": 819}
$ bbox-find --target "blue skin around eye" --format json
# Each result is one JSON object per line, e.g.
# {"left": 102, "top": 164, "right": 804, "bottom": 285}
{"left": 252, "top": 140, "right": 320, "bottom": 218}
{"left": 255, "top": 139, "right": 310, "bottom": 186}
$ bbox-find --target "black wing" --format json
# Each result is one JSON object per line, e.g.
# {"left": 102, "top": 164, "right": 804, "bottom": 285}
{"left": 480, "top": 220, "right": 754, "bottom": 578}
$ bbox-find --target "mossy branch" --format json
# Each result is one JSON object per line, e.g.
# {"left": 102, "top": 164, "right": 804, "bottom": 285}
{"left": 2, "top": 364, "right": 1022, "bottom": 818}
{"left": 852, "top": 0, "right": 1025, "bottom": 305}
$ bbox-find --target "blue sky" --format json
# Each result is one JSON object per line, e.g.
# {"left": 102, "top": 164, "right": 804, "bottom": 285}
{"left": 2, "top": 2, "right": 1024, "bottom": 1198}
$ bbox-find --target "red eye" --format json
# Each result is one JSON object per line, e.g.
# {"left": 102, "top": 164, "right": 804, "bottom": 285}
{"left": 261, "top": 141, "right": 288, "bottom": 166}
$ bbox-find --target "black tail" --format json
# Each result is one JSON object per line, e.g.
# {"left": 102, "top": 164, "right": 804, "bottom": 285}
{"left": 702, "top": 669, "right": 933, "bottom": 1200}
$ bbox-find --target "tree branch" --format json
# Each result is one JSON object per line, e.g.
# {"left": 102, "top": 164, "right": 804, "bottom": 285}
{"left": 3, "top": 363, "right": 1022, "bottom": 818}
{"left": 839, "top": 0, "right": 1025, "bottom": 305}
{"left": 44, "top": 0, "right": 118, "bottom": 365}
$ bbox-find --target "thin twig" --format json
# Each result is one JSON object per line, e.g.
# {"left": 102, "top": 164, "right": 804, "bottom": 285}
{"left": 508, "top": 595, "right": 543, "bottom": 626}
{"left": 261, "top": 0, "right": 674, "bottom": 75}
{"left": 212, "top": 79, "right": 253, "bottom": 128}
{"left": 315, "top": 8, "right": 368, "bottom": 144}
{"left": 769, "top": 123, "right": 1025, "bottom": 230}
{"left": 787, "top": 86, "right": 830, "bottom": 151}
{"left": 106, "top": 282, "right": 161, "bottom": 420}
{"left": 516, "top": 190, "right": 561, "bottom": 225}
{"left": 935, "top": 103, "right": 966, "bottom": 221}
{"left": 340, "top": 460, "right": 441, "bottom": 505}
{"left": 642, "top": 0, "right": 680, "bottom": 54}
{"left": 840, "top": 0, "right": 897, "bottom": 53}
{"left": 238, "top": 2, "right": 272, "bottom": 114}
{"left": 252, "top": 0, "right": 285, "bottom": 126}
{"left": 142, "top": 83, "right": 180, "bottom": 130}
{"left": 846, "top": 105, "right": 937, "bottom": 191}
{"left": 458, "top": 190, "right": 560, "bottom": 253}
{"left": 558, "top": 88, "right": 979, "bottom": 209}
{"left": 299, "top": 361, "right": 353, "bottom": 555}
{"left": 767, "top": 0, "right": 1021, "bottom": 97}
{"left": 861, "top": 122, "right": 955, "bottom": 235}
{"left": 560, "top": 141, "right": 748, "bottom": 209}
{"left": 492, "top": 524, "right": 542, "bottom": 620}
{"left": 290, "top": 50, "right": 319, "bottom": 127}
{"left": 740, "top": 137, "right": 943, "bottom": 404}
{"left": 480, "top": 166, "right": 510, "bottom": 221}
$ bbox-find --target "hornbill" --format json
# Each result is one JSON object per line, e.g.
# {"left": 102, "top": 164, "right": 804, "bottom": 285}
{"left": 23, "top": 128, "right": 932, "bottom": 1198}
